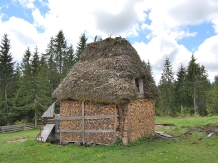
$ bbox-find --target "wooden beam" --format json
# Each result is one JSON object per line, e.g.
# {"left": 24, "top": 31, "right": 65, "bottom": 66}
{"left": 58, "top": 115, "right": 115, "bottom": 120}
{"left": 127, "top": 106, "right": 131, "bottom": 142}
{"left": 58, "top": 130, "right": 114, "bottom": 133}
{"left": 82, "top": 101, "right": 85, "bottom": 144}
{"left": 113, "top": 107, "right": 117, "bottom": 143}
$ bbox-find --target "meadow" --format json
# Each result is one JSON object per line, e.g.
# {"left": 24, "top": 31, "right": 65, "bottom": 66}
{"left": 0, "top": 116, "right": 218, "bottom": 163}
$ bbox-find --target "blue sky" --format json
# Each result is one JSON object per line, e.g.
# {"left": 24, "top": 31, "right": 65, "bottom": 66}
{"left": 0, "top": 0, "right": 218, "bottom": 83}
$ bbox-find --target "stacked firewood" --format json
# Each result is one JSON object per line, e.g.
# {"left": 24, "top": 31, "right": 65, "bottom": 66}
{"left": 128, "top": 99, "right": 155, "bottom": 142}
{"left": 60, "top": 100, "right": 82, "bottom": 117}
{"left": 85, "top": 132, "right": 114, "bottom": 144}
{"left": 60, "top": 100, "right": 117, "bottom": 144}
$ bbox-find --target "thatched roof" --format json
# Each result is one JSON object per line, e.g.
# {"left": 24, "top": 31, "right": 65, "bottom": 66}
{"left": 52, "top": 37, "right": 159, "bottom": 104}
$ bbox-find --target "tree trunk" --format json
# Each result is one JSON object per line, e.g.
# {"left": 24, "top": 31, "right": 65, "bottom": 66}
{"left": 4, "top": 85, "right": 10, "bottom": 125}
{"left": 35, "top": 108, "right": 37, "bottom": 127}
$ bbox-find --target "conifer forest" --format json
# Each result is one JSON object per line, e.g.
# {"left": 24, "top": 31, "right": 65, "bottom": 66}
{"left": 0, "top": 30, "right": 217, "bottom": 126}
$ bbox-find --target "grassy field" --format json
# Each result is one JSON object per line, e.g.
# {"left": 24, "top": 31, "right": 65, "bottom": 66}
{"left": 0, "top": 116, "right": 218, "bottom": 163}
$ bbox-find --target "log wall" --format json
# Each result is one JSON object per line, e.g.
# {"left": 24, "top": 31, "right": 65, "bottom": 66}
{"left": 60, "top": 98, "right": 155, "bottom": 145}
{"left": 128, "top": 99, "right": 155, "bottom": 142}
{"left": 60, "top": 100, "right": 118, "bottom": 145}
{"left": 60, "top": 100, "right": 82, "bottom": 142}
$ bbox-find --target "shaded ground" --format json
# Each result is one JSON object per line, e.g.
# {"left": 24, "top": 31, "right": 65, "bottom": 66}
{"left": 154, "top": 124, "right": 218, "bottom": 141}
{"left": 6, "top": 138, "right": 26, "bottom": 143}
{"left": 192, "top": 125, "right": 218, "bottom": 136}
{"left": 155, "top": 124, "right": 175, "bottom": 130}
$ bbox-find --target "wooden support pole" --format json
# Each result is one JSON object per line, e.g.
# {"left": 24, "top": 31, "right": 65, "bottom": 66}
{"left": 113, "top": 106, "right": 117, "bottom": 143}
{"left": 127, "top": 106, "right": 131, "bottom": 142}
{"left": 82, "top": 101, "right": 85, "bottom": 144}
{"left": 118, "top": 106, "right": 123, "bottom": 139}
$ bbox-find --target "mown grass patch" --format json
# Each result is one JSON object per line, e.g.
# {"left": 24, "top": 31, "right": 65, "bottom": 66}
{"left": 0, "top": 117, "right": 218, "bottom": 163}
{"left": 155, "top": 116, "right": 218, "bottom": 127}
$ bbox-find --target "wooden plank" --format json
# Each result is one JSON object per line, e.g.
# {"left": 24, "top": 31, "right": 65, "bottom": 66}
{"left": 59, "top": 116, "right": 83, "bottom": 120}
{"left": 82, "top": 101, "right": 85, "bottom": 144}
{"left": 36, "top": 124, "right": 55, "bottom": 142}
{"left": 58, "top": 130, "right": 82, "bottom": 133}
{"left": 113, "top": 107, "right": 117, "bottom": 143}
{"left": 127, "top": 106, "right": 131, "bottom": 142}
{"left": 59, "top": 115, "right": 115, "bottom": 120}
{"left": 58, "top": 130, "right": 114, "bottom": 133}
{"left": 86, "top": 130, "right": 114, "bottom": 133}
{"left": 155, "top": 131, "right": 173, "bottom": 138}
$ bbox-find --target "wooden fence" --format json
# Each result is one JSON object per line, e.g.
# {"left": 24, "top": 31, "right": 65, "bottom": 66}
{"left": 0, "top": 123, "right": 36, "bottom": 134}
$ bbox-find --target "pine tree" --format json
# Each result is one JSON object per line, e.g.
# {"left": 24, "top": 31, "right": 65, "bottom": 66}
{"left": 33, "top": 55, "right": 52, "bottom": 126}
{"left": 146, "top": 60, "right": 153, "bottom": 76}
{"left": 75, "top": 33, "right": 88, "bottom": 63}
{"left": 206, "top": 76, "right": 218, "bottom": 115}
{"left": 0, "top": 34, "right": 15, "bottom": 125}
{"left": 43, "top": 37, "right": 59, "bottom": 94}
{"left": 14, "top": 48, "right": 33, "bottom": 123}
{"left": 63, "top": 44, "right": 75, "bottom": 76}
{"left": 195, "top": 65, "right": 210, "bottom": 115}
{"left": 54, "top": 30, "right": 67, "bottom": 82}
{"left": 174, "top": 64, "right": 186, "bottom": 114}
{"left": 14, "top": 47, "right": 52, "bottom": 126}
{"left": 158, "top": 57, "right": 175, "bottom": 115}
{"left": 185, "top": 54, "right": 209, "bottom": 115}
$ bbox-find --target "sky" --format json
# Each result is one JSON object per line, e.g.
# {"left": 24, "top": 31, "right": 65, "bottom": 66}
{"left": 0, "top": 0, "right": 218, "bottom": 84}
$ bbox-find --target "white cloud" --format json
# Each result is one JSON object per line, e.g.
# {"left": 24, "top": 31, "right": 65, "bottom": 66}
{"left": 169, "top": 29, "right": 197, "bottom": 40}
{"left": 0, "top": 0, "right": 218, "bottom": 83}
{"left": 133, "top": 34, "right": 191, "bottom": 83}
{"left": 0, "top": 16, "right": 45, "bottom": 62}
{"left": 92, "top": 0, "right": 146, "bottom": 36}
{"left": 212, "top": 17, "right": 218, "bottom": 33}
{"left": 13, "top": 0, "right": 35, "bottom": 9}
{"left": 194, "top": 34, "right": 218, "bottom": 82}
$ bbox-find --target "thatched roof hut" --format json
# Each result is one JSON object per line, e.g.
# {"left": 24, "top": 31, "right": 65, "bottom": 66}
{"left": 52, "top": 37, "right": 158, "bottom": 104}
{"left": 51, "top": 37, "right": 159, "bottom": 145}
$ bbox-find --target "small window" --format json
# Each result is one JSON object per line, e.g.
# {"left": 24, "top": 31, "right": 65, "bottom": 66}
{"left": 135, "top": 78, "right": 139, "bottom": 91}
{"left": 134, "top": 78, "right": 144, "bottom": 94}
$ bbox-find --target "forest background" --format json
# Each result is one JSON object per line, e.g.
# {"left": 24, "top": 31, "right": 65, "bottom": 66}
{"left": 0, "top": 30, "right": 217, "bottom": 126}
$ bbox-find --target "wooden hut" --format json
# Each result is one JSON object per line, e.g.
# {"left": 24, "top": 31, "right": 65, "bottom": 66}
{"left": 52, "top": 37, "right": 159, "bottom": 145}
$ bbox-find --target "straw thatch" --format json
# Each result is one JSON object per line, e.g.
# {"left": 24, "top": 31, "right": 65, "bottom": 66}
{"left": 52, "top": 37, "right": 159, "bottom": 104}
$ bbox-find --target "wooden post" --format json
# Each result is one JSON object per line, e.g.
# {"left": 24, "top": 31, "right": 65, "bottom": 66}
{"left": 82, "top": 101, "right": 85, "bottom": 144}
{"left": 127, "top": 106, "right": 131, "bottom": 142}
{"left": 138, "top": 78, "right": 143, "bottom": 94}
{"left": 118, "top": 106, "right": 123, "bottom": 139}
{"left": 113, "top": 107, "right": 117, "bottom": 143}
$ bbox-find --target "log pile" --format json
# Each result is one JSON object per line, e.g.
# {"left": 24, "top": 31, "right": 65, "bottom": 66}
{"left": 60, "top": 100, "right": 118, "bottom": 144}
{"left": 60, "top": 100, "right": 83, "bottom": 142}
{"left": 59, "top": 98, "right": 155, "bottom": 145}
{"left": 128, "top": 99, "right": 155, "bottom": 142}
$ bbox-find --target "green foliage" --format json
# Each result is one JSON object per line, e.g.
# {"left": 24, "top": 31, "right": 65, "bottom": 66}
{"left": 143, "top": 59, "right": 153, "bottom": 76}
{"left": 158, "top": 58, "right": 175, "bottom": 115}
{"left": 174, "top": 64, "right": 187, "bottom": 115}
{"left": 14, "top": 47, "right": 52, "bottom": 124}
{"left": 43, "top": 37, "right": 59, "bottom": 94}
{"left": 75, "top": 33, "right": 88, "bottom": 62}
{"left": 156, "top": 55, "right": 211, "bottom": 116}
{"left": 185, "top": 55, "right": 210, "bottom": 115}
{"left": 54, "top": 30, "right": 68, "bottom": 82}
{"left": 0, "top": 33, "right": 15, "bottom": 125}
{"left": 63, "top": 44, "right": 75, "bottom": 76}
{"left": 206, "top": 76, "right": 218, "bottom": 115}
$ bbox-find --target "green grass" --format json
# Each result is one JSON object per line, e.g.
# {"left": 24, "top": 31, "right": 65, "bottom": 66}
{"left": 0, "top": 117, "right": 218, "bottom": 163}
{"left": 155, "top": 116, "right": 218, "bottom": 127}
